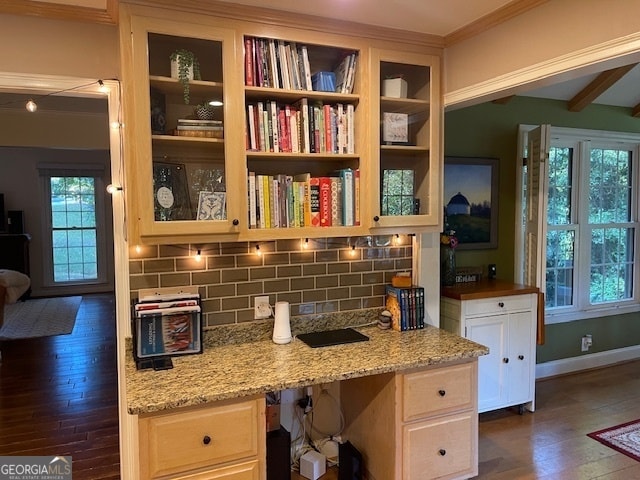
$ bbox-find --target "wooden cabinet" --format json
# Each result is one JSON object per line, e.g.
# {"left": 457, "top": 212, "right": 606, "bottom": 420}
{"left": 138, "top": 396, "right": 265, "bottom": 480}
{"left": 120, "top": 6, "right": 246, "bottom": 242}
{"left": 370, "top": 49, "right": 441, "bottom": 231}
{"left": 341, "top": 360, "right": 478, "bottom": 480}
{"left": 441, "top": 287, "right": 537, "bottom": 414}
{"left": 119, "top": 3, "right": 443, "bottom": 244}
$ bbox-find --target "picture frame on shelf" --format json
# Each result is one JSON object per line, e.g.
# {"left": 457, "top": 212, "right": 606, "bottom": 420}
{"left": 197, "top": 191, "right": 226, "bottom": 220}
{"left": 444, "top": 156, "right": 499, "bottom": 249}
{"left": 152, "top": 161, "right": 192, "bottom": 221}
{"left": 382, "top": 112, "right": 409, "bottom": 144}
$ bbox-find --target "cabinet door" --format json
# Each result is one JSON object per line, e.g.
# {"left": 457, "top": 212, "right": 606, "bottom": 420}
{"left": 369, "top": 48, "right": 441, "bottom": 231}
{"left": 125, "top": 13, "right": 244, "bottom": 241}
{"left": 467, "top": 316, "right": 506, "bottom": 412}
{"left": 506, "top": 310, "right": 534, "bottom": 405}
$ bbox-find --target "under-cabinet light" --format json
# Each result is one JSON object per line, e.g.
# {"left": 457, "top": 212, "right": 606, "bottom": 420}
{"left": 25, "top": 99, "right": 37, "bottom": 112}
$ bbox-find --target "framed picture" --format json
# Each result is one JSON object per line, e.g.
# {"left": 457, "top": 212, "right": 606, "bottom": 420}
{"left": 152, "top": 161, "right": 192, "bottom": 220}
{"left": 444, "top": 156, "right": 499, "bottom": 249}
{"left": 197, "top": 191, "right": 226, "bottom": 220}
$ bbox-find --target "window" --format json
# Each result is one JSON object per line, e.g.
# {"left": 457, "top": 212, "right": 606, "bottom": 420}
{"left": 39, "top": 164, "right": 109, "bottom": 288}
{"left": 519, "top": 126, "right": 639, "bottom": 322}
{"left": 50, "top": 176, "right": 98, "bottom": 282}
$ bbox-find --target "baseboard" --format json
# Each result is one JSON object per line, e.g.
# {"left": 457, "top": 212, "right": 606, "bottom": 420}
{"left": 536, "top": 345, "right": 640, "bottom": 379}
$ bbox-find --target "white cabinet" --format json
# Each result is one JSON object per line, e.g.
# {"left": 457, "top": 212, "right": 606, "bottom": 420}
{"left": 441, "top": 284, "right": 537, "bottom": 414}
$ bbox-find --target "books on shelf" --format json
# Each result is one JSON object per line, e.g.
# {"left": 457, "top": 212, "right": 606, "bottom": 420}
{"left": 247, "top": 169, "right": 359, "bottom": 229}
{"left": 245, "top": 99, "right": 354, "bottom": 154}
{"left": 244, "top": 36, "right": 357, "bottom": 94}
{"left": 174, "top": 118, "right": 223, "bottom": 138}
{"left": 385, "top": 285, "right": 425, "bottom": 332}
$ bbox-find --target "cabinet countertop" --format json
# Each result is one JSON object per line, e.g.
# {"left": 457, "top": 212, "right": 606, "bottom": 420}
{"left": 441, "top": 280, "right": 539, "bottom": 301}
{"left": 125, "top": 325, "right": 488, "bottom": 415}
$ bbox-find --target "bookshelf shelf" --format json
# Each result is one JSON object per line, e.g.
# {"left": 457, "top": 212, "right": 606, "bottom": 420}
{"left": 245, "top": 86, "right": 359, "bottom": 105}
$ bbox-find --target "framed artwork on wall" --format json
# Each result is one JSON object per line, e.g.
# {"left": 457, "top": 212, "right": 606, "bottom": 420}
{"left": 443, "top": 156, "right": 499, "bottom": 249}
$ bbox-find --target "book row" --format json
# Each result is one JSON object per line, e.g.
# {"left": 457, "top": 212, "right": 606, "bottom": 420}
{"left": 385, "top": 285, "right": 426, "bottom": 332}
{"left": 247, "top": 170, "right": 360, "bottom": 229}
{"left": 243, "top": 36, "right": 357, "bottom": 94}
{"left": 246, "top": 99, "right": 355, "bottom": 154}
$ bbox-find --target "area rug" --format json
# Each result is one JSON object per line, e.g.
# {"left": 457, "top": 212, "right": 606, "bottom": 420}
{"left": 588, "top": 419, "right": 640, "bottom": 462}
{"left": 0, "top": 296, "right": 82, "bottom": 340}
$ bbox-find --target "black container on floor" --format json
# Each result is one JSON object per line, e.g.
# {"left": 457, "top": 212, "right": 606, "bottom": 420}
{"left": 267, "top": 426, "right": 291, "bottom": 480}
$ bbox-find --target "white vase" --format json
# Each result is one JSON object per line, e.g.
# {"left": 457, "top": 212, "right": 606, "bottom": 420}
{"left": 170, "top": 56, "right": 194, "bottom": 81}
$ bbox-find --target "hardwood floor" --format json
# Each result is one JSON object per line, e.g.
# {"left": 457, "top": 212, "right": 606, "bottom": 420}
{"left": 477, "top": 359, "right": 640, "bottom": 479}
{"left": 1, "top": 295, "right": 638, "bottom": 480}
{"left": 0, "top": 293, "right": 120, "bottom": 480}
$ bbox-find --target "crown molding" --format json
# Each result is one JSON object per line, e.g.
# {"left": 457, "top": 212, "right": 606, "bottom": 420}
{"left": 0, "top": 0, "right": 118, "bottom": 25}
{"left": 122, "top": 0, "right": 444, "bottom": 49}
{"left": 445, "top": 0, "right": 549, "bottom": 47}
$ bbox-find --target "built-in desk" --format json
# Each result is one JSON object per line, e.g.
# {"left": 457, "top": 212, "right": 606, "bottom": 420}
{"left": 126, "top": 319, "right": 488, "bottom": 479}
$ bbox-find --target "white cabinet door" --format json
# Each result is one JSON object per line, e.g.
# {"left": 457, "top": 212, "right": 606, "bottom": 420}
{"left": 467, "top": 316, "right": 506, "bottom": 413}
{"left": 506, "top": 311, "right": 534, "bottom": 406}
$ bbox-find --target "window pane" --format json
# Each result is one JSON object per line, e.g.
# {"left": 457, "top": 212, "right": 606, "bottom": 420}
{"left": 547, "top": 147, "right": 573, "bottom": 225}
{"left": 50, "top": 176, "right": 98, "bottom": 283}
{"left": 545, "top": 229, "right": 575, "bottom": 308}
{"left": 381, "top": 169, "right": 414, "bottom": 216}
{"left": 590, "top": 227, "right": 634, "bottom": 303}
{"left": 589, "top": 149, "right": 631, "bottom": 224}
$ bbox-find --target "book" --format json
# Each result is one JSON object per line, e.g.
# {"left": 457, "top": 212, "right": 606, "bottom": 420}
{"left": 309, "top": 177, "right": 321, "bottom": 227}
{"left": 335, "top": 168, "right": 354, "bottom": 226}
{"left": 244, "top": 36, "right": 254, "bottom": 86}
{"left": 330, "top": 176, "right": 342, "bottom": 227}
{"left": 293, "top": 173, "right": 311, "bottom": 226}
{"left": 318, "top": 177, "right": 332, "bottom": 227}
{"left": 300, "top": 45, "right": 313, "bottom": 91}
{"left": 248, "top": 171, "right": 257, "bottom": 228}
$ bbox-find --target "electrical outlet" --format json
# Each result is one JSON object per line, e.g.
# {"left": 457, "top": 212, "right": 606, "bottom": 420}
{"left": 581, "top": 334, "right": 593, "bottom": 352}
{"left": 254, "top": 295, "right": 271, "bottom": 319}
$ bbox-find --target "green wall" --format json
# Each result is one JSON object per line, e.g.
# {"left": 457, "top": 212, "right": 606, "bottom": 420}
{"left": 444, "top": 96, "right": 640, "bottom": 364}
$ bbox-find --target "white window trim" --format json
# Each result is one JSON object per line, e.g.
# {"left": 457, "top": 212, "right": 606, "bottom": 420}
{"left": 39, "top": 166, "right": 109, "bottom": 288}
{"left": 516, "top": 125, "right": 640, "bottom": 324}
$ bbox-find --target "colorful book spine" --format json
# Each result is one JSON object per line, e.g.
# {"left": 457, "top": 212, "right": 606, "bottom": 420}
{"left": 318, "top": 177, "right": 332, "bottom": 227}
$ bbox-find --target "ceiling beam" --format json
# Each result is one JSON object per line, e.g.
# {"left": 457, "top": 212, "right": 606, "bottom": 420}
{"left": 568, "top": 64, "right": 637, "bottom": 112}
{"left": 492, "top": 95, "right": 515, "bottom": 105}
{"left": 632, "top": 103, "right": 640, "bottom": 118}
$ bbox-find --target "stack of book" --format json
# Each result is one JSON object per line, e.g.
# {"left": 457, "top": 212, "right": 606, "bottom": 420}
{"left": 174, "top": 119, "right": 223, "bottom": 138}
{"left": 133, "top": 292, "right": 202, "bottom": 359}
{"left": 247, "top": 169, "right": 360, "bottom": 229}
{"left": 385, "top": 285, "right": 425, "bottom": 332}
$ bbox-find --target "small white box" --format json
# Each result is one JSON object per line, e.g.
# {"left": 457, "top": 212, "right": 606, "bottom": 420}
{"left": 383, "top": 77, "right": 408, "bottom": 98}
{"left": 300, "top": 450, "right": 326, "bottom": 480}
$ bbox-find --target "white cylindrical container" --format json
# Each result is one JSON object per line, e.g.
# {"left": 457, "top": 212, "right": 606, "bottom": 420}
{"left": 273, "top": 301, "right": 292, "bottom": 344}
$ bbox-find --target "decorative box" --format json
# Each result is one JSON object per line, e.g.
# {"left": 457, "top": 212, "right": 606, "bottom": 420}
{"left": 383, "top": 77, "right": 408, "bottom": 98}
{"left": 312, "top": 71, "right": 336, "bottom": 92}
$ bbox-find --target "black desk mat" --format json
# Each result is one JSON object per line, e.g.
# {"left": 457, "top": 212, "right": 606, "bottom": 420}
{"left": 297, "top": 328, "right": 369, "bottom": 348}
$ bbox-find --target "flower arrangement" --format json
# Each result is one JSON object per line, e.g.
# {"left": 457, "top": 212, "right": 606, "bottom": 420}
{"left": 440, "top": 230, "right": 458, "bottom": 249}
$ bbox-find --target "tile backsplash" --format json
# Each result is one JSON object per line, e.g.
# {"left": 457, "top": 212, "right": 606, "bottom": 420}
{"left": 129, "top": 235, "right": 413, "bottom": 327}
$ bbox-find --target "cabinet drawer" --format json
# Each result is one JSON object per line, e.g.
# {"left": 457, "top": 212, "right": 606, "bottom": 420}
{"left": 171, "top": 460, "right": 260, "bottom": 480}
{"left": 403, "top": 411, "right": 477, "bottom": 480}
{"left": 465, "top": 294, "right": 534, "bottom": 316}
{"left": 140, "top": 398, "right": 262, "bottom": 479}
{"left": 402, "top": 362, "right": 475, "bottom": 422}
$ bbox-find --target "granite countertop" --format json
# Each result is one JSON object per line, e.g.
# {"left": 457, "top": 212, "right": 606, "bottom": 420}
{"left": 125, "top": 316, "right": 488, "bottom": 415}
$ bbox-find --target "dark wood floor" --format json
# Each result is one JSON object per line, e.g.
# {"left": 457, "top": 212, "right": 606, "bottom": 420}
{"left": 2, "top": 295, "right": 639, "bottom": 480}
{"left": 0, "top": 293, "right": 120, "bottom": 480}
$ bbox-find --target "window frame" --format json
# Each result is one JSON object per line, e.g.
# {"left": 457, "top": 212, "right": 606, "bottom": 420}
{"left": 517, "top": 126, "right": 640, "bottom": 324}
{"left": 39, "top": 165, "right": 109, "bottom": 288}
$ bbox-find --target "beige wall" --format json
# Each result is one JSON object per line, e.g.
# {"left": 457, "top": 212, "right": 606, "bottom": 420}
{"left": 0, "top": 13, "right": 119, "bottom": 80}
{"left": 444, "top": 0, "right": 640, "bottom": 107}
